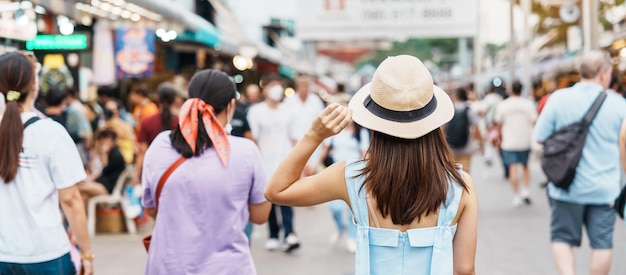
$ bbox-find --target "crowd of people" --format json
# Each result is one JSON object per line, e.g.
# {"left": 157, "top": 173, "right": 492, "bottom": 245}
{"left": 444, "top": 51, "right": 626, "bottom": 275}
{"left": 1, "top": 49, "right": 626, "bottom": 275}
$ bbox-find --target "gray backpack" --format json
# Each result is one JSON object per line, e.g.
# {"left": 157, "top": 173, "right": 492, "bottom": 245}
{"left": 540, "top": 91, "right": 606, "bottom": 191}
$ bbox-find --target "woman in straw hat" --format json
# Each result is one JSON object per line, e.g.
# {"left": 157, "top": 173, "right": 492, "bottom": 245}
{"left": 265, "top": 55, "right": 477, "bottom": 274}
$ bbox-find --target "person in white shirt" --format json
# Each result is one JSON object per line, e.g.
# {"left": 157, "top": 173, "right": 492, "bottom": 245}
{"left": 0, "top": 52, "right": 94, "bottom": 274}
{"left": 247, "top": 73, "right": 300, "bottom": 253}
{"left": 494, "top": 81, "right": 538, "bottom": 207}
{"left": 283, "top": 76, "right": 326, "bottom": 176}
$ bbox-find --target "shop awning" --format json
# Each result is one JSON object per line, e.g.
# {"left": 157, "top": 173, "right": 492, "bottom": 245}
{"left": 31, "top": 0, "right": 220, "bottom": 48}
{"left": 126, "top": 0, "right": 220, "bottom": 48}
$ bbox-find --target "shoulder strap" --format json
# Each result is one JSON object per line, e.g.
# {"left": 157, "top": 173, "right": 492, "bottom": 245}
{"left": 582, "top": 91, "right": 607, "bottom": 126}
{"left": 344, "top": 160, "right": 369, "bottom": 226}
{"left": 23, "top": 116, "right": 40, "bottom": 129}
{"left": 154, "top": 156, "right": 187, "bottom": 217}
{"left": 437, "top": 174, "right": 464, "bottom": 226}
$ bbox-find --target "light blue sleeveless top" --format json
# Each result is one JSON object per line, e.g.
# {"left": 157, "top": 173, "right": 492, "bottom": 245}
{"left": 345, "top": 160, "right": 463, "bottom": 275}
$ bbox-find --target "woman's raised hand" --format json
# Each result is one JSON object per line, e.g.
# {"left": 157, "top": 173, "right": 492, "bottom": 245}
{"left": 307, "top": 103, "right": 352, "bottom": 142}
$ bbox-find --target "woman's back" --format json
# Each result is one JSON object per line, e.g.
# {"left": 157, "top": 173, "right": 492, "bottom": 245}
{"left": 141, "top": 132, "right": 266, "bottom": 275}
{"left": 0, "top": 113, "right": 85, "bottom": 262}
{"left": 345, "top": 160, "right": 463, "bottom": 275}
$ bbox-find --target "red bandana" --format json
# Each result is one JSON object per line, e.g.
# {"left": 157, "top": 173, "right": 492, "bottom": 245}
{"left": 178, "top": 98, "right": 230, "bottom": 166}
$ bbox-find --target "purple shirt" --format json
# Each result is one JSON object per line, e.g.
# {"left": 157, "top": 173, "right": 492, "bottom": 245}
{"left": 142, "top": 131, "right": 267, "bottom": 275}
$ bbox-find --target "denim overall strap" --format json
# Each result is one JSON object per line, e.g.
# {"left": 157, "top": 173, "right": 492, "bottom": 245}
{"left": 344, "top": 160, "right": 371, "bottom": 275}
{"left": 430, "top": 175, "right": 464, "bottom": 275}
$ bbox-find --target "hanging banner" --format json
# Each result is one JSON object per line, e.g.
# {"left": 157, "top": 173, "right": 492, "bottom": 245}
{"left": 115, "top": 28, "right": 155, "bottom": 78}
{"left": 296, "top": 0, "right": 479, "bottom": 41}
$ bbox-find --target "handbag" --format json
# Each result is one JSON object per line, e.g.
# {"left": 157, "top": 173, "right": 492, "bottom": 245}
{"left": 143, "top": 156, "right": 186, "bottom": 252}
{"left": 540, "top": 92, "right": 606, "bottom": 191}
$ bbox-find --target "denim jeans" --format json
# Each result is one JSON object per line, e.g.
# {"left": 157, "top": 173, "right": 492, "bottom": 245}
{"left": 329, "top": 200, "right": 356, "bottom": 239}
{"left": 244, "top": 222, "right": 254, "bottom": 246}
{"left": 0, "top": 253, "right": 75, "bottom": 275}
{"left": 268, "top": 204, "right": 294, "bottom": 239}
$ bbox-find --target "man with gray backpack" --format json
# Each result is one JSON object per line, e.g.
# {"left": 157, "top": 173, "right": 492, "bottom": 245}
{"left": 534, "top": 51, "right": 626, "bottom": 275}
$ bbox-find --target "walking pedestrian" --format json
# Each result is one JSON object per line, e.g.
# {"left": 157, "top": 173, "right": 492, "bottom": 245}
{"left": 134, "top": 83, "right": 184, "bottom": 184}
{"left": 230, "top": 84, "right": 261, "bottom": 242}
{"left": 534, "top": 50, "right": 626, "bottom": 275}
{"left": 494, "top": 80, "right": 537, "bottom": 207}
{"left": 141, "top": 69, "right": 271, "bottom": 274}
{"left": 101, "top": 99, "right": 135, "bottom": 164}
{"left": 284, "top": 75, "right": 326, "bottom": 176}
{"left": 446, "top": 87, "right": 483, "bottom": 173}
{"left": 247, "top": 73, "right": 301, "bottom": 252}
{"left": 0, "top": 52, "right": 94, "bottom": 275}
{"left": 265, "top": 55, "right": 477, "bottom": 274}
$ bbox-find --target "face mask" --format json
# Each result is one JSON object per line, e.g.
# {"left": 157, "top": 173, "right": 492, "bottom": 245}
{"left": 267, "top": 85, "right": 284, "bottom": 102}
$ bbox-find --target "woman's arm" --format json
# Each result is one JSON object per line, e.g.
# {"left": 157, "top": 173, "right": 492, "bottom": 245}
{"left": 59, "top": 184, "right": 94, "bottom": 275}
{"left": 265, "top": 104, "right": 352, "bottom": 206}
{"left": 453, "top": 172, "right": 478, "bottom": 275}
{"left": 249, "top": 201, "right": 271, "bottom": 224}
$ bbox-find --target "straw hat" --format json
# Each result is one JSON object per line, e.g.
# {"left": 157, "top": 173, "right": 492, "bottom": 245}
{"left": 348, "top": 55, "right": 454, "bottom": 139}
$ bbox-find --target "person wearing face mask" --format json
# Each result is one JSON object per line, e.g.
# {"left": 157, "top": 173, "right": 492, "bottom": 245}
{"left": 141, "top": 69, "right": 270, "bottom": 274}
{"left": 247, "top": 73, "right": 301, "bottom": 253}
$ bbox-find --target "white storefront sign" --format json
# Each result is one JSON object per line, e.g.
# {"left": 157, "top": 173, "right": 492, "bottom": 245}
{"left": 296, "top": 0, "right": 478, "bottom": 41}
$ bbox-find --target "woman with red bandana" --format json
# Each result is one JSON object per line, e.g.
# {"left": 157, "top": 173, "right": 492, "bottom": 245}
{"left": 141, "top": 69, "right": 271, "bottom": 274}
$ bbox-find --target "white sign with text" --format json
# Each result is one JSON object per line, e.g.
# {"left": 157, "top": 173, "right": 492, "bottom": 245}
{"left": 296, "top": 0, "right": 478, "bottom": 41}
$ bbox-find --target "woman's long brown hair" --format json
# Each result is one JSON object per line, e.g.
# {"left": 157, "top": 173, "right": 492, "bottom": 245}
{"left": 0, "top": 52, "right": 35, "bottom": 183}
{"left": 359, "top": 128, "right": 468, "bottom": 225}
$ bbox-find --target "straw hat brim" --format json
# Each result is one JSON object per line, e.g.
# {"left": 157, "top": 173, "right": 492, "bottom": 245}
{"left": 348, "top": 83, "right": 454, "bottom": 139}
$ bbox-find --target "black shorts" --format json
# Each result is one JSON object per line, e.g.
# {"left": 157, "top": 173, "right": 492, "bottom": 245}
{"left": 549, "top": 198, "right": 616, "bottom": 249}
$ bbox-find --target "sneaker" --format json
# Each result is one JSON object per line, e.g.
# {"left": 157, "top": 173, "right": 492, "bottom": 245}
{"left": 345, "top": 238, "right": 356, "bottom": 253}
{"left": 264, "top": 238, "right": 280, "bottom": 251}
{"left": 512, "top": 196, "right": 522, "bottom": 207}
{"left": 282, "top": 234, "right": 300, "bottom": 253}
{"left": 520, "top": 189, "right": 531, "bottom": 205}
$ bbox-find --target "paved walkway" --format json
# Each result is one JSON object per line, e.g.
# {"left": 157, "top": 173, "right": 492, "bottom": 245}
{"left": 92, "top": 153, "right": 626, "bottom": 274}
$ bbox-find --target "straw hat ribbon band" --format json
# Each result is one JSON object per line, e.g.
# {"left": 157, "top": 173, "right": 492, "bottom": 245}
{"left": 363, "top": 94, "right": 438, "bottom": 123}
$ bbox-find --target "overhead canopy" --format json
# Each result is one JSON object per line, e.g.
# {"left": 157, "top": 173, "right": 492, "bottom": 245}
{"left": 31, "top": 0, "right": 220, "bottom": 48}
{"left": 130, "top": 0, "right": 220, "bottom": 47}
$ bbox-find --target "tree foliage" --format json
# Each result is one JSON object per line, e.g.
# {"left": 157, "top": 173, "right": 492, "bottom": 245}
{"left": 528, "top": 1, "right": 625, "bottom": 44}
{"left": 357, "top": 38, "right": 460, "bottom": 68}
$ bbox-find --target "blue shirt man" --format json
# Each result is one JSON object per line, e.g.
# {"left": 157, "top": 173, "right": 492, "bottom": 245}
{"left": 534, "top": 51, "right": 626, "bottom": 275}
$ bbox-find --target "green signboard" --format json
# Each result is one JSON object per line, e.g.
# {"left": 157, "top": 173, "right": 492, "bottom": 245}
{"left": 26, "top": 34, "right": 88, "bottom": 50}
